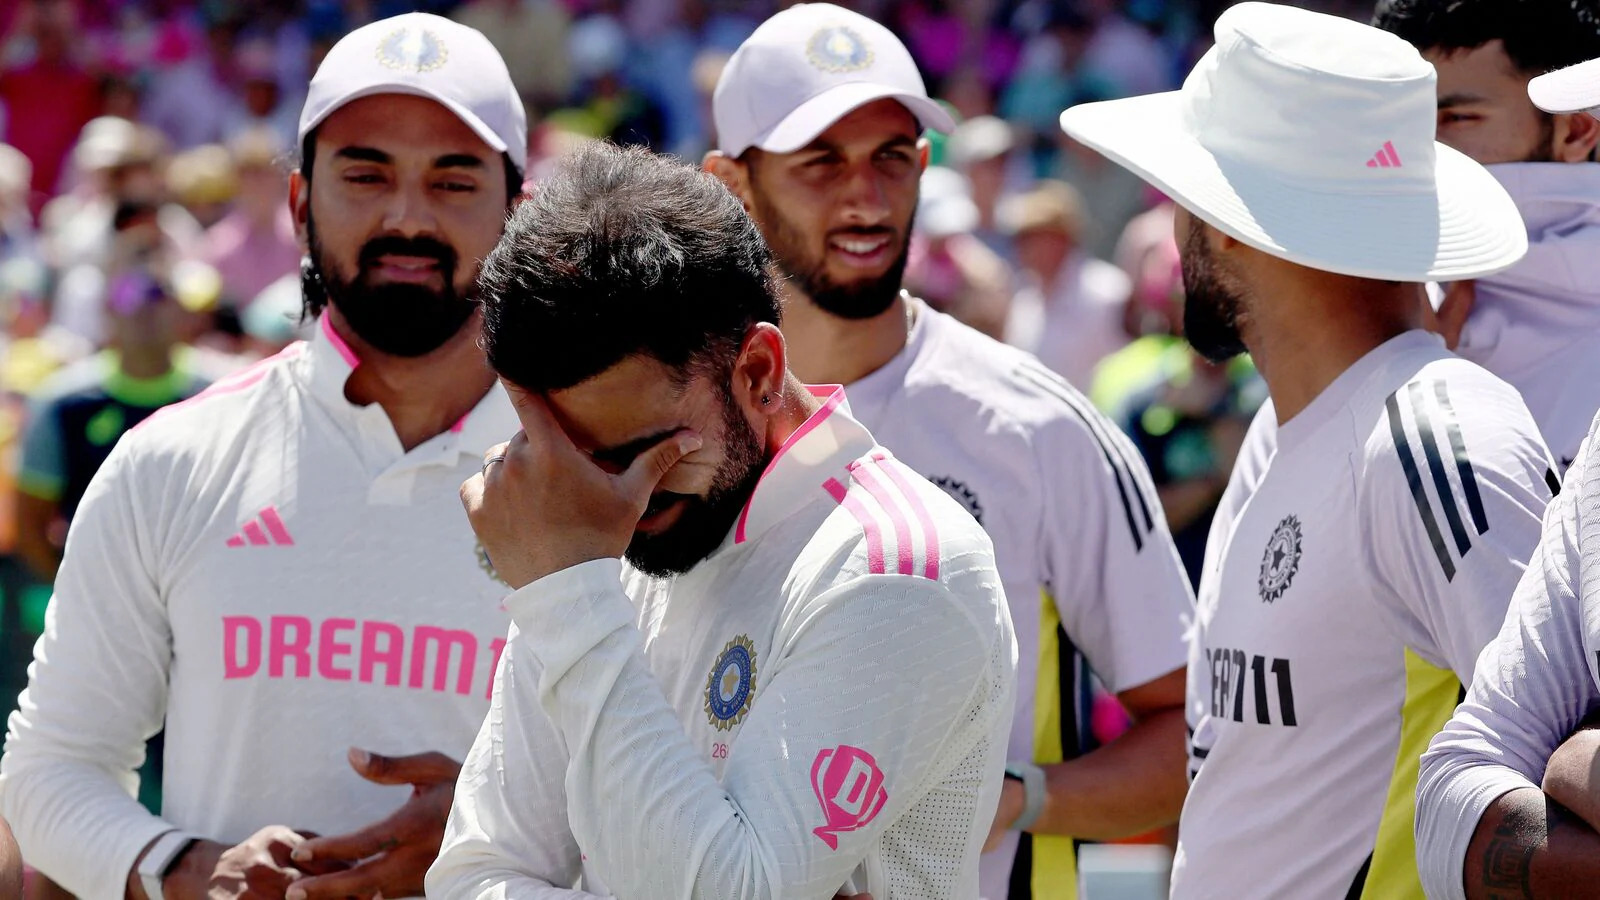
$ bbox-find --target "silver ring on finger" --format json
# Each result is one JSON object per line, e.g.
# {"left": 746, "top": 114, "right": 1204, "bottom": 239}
{"left": 482, "top": 454, "right": 507, "bottom": 478}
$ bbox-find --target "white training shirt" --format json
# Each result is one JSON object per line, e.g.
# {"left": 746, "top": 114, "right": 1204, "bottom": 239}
{"left": 428, "top": 387, "right": 1017, "bottom": 900}
{"left": 1176, "top": 331, "right": 1555, "bottom": 900}
{"left": 848, "top": 301, "right": 1193, "bottom": 900}
{"left": 1416, "top": 413, "right": 1600, "bottom": 900}
{"left": 0, "top": 316, "right": 519, "bottom": 900}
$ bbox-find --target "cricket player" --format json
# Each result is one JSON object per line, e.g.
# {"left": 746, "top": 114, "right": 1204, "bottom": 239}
{"left": 704, "top": 9, "right": 1194, "bottom": 896}
{"left": 1061, "top": 4, "right": 1555, "bottom": 897}
{"left": 430, "top": 143, "right": 1016, "bottom": 899}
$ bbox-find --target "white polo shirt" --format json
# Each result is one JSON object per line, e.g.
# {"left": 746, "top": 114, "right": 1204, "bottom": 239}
{"left": 847, "top": 302, "right": 1194, "bottom": 900}
{"left": 1416, "top": 411, "right": 1600, "bottom": 900}
{"left": 1175, "top": 331, "right": 1554, "bottom": 900}
{"left": 428, "top": 387, "right": 1017, "bottom": 900}
{"left": 0, "top": 316, "right": 519, "bottom": 900}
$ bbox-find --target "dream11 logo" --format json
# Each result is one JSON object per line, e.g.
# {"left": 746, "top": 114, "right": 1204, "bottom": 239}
{"left": 810, "top": 744, "right": 889, "bottom": 849}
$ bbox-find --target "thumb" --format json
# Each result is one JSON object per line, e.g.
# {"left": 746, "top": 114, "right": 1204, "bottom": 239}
{"left": 348, "top": 747, "right": 461, "bottom": 786}
{"left": 620, "top": 430, "right": 702, "bottom": 498}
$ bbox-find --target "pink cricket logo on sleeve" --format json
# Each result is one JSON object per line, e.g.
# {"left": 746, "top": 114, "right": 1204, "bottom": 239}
{"left": 810, "top": 744, "right": 888, "bottom": 849}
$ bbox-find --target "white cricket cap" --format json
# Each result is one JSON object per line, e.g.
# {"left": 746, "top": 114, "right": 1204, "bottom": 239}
{"left": 298, "top": 13, "right": 527, "bottom": 175}
{"left": 712, "top": 3, "right": 955, "bottom": 158}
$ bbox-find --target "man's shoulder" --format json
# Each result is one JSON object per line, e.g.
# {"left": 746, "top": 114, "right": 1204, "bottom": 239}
{"left": 119, "top": 342, "right": 307, "bottom": 460}
{"left": 1356, "top": 353, "right": 1544, "bottom": 471}
{"left": 903, "top": 308, "right": 1124, "bottom": 453}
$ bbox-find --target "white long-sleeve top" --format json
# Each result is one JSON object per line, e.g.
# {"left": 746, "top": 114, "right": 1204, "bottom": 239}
{"left": 427, "top": 388, "right": 1017, "bottom": 900}
{"left": 1415, "top": 413, "right": 1600, "bottom": 899}
{"left": 0, "top": 317, "right": 519, "bottom": 900}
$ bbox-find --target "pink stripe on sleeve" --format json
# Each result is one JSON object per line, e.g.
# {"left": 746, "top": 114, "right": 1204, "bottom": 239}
{"left": 849, "top": 461, "right": 915, "bottom": 576}
{"left": 872, "top": 458, "right": 941, "bottom": 580}
{"left": 824, "top": 477, "right": 885, "bottom": 575}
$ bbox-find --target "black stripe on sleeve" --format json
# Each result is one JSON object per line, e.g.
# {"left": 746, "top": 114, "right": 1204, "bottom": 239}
{"left": 1018, "top": 364, "right": 1150, "bottom": 551}
{"left": 1386, "top": 392, "right": 1456, "bottom": 580}
{"left": 1408, "top": 381, "right": 1473, "bottom": 556}
{"left": 1432, "top": 381, "right": 1489, "bottom": 535}
{"left": 1345, "top": 853, "right": 1373, "bottom": 900}
{"left": 1546, "top": 468, "right": 1562, "bottom": 497}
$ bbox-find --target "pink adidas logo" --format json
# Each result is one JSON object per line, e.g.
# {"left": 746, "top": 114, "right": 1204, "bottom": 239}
{"left": 226, "top": 506, "right": 295, "bottom": 547}
{"left": 1366, "top": 141, "right": 1403, "bottom": 169}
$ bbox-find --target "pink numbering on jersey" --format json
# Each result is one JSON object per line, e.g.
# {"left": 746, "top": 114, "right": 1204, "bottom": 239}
{"left": 811, "top": 744, "right": 888, "bottom": 849}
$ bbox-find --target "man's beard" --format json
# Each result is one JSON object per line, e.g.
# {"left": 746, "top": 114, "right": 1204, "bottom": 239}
{"left": 1180, "top": 215, "right": 1249, "bottom": 363}
{"left": 751, "top": 188, "right": 910, "bottom": 320}
{"left": 307, "top": 217, "right": 479, "bottom": 358}
{"left": 624, "top": 392, "right": 767, "bottom": 577}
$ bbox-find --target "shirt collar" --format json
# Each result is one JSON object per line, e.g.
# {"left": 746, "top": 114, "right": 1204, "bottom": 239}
{"left": 301, "top": 313, "right": 517, "bottom": 460}
{"left": 730, "top": 384, "right": 876, "bottom": 548}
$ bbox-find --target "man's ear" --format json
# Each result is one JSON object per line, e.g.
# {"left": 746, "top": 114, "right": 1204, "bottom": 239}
{"left": 918, "top": 137, "right": 931, "bottom": 171}
{"left": 1551, "top": 110, "right": 1600, "bottom": 163}
{"left": 704, "top": 152, "right": 755, "bottom": 213}
{"left": 731, "top": 322, "right": 787, "bottom": 417}
{"left": 289, "top": 171, "right": 310, "bottom": 251}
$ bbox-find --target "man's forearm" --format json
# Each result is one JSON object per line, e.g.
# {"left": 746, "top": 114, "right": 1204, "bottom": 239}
{"left": 1033, "top": 708, "right": 1187, "bottom": 840}
{"left": 1464, "top": 787, "right": 1600, "bottom": 900}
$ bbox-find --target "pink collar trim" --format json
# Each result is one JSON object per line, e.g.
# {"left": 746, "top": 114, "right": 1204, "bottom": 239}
{"left": 320, "top": 313, "right": 361, "bottom": 370}
{"left": 733, "top": 384, "right": 847, "bottom": 544}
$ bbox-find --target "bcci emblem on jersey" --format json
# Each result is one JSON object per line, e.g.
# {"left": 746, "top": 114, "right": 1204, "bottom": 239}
{"left": 806, "top": 25, "right": 874, "bottom": 73}
{"left": 1258, "top": 515, "right": 1303, "bottom": 603}
{"left": 705, "top": 635, "right": 758, "bottom": 731}
{"left": 929, "top": 475, "right": 983, "bottom": 526}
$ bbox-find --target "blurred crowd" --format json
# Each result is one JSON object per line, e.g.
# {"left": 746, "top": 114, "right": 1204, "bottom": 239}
{"left": 0, "top": 0, "right": 1328, "bottom": 791}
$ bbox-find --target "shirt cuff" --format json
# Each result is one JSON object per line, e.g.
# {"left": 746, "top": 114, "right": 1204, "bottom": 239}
{"left": 505, "top": 558, "right": 634, "bottom": 685}
{"left": 1420, "top": 763, "right": 1530, "bottom": 900}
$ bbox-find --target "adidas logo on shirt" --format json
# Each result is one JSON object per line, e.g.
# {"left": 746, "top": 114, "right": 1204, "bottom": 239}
{"left": 226, "top": 507, "right": 296, "bottom": 547}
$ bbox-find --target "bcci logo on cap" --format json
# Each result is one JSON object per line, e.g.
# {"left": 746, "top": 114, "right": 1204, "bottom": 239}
{"left": 376, "top": 25, "right": 449, "bottom": 73}
{"left": 810, "top": 744, "right": 888, "bottom": 850}
{"left": 704, "top": 635, "right": 757, "bottom": 731}
{"left": 1258, "top": 514, "right": 1303, "bottom": 603}
{"left": 806, "top": 25, "right": 873, "bottom": 73}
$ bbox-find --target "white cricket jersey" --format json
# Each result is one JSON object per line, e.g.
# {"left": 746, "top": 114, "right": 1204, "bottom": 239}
{"left": 428, "top": 387, "right": 1017, "bottom": 900}
{"left": 1416, "top": 414, "right": 1600, "bottom": 900}
{"left": 1452, "top": 163, "right": 1600, "bottom": 472}
{"left": 0, "top": 316, "right": 519, "bottom": 900}
{"left": 1176, "top": 331, "right": 1555, "bottom": 900}
{"left": 847, "top": 301, "right": 1193, "bottom": 900}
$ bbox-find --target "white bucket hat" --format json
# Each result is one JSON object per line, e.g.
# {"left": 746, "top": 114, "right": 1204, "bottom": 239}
{"left": 713, "top": 3, "right": 954, "bottom": 158}
{"left": 1059, "top": 2, "right": 1527, "bottom": 283}
{"left": 1529, "top": 58, "right": 1600, "bottom": 117}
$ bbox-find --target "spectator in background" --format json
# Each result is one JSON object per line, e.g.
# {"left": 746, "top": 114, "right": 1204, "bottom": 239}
{"left": 1101, "top": 219, "right": 1265, "bottom": 584}
{"left": 0, "top": 145, "right": 37, "bottom": 267}
{"left": 140, "top": 18, "right": 244, "bottom": 149}
{"left": 946, "top": 114, "right": 1022, "bottom": 262}
{"left": 1375, "top": 0, "right": 1600, "bottom": 474}
{"left": 225, "top": 38, "right": 301, "bottom": 150}
{"left": 200, "top": 128, "right": 300, "bottom": 310}
{"left": 452, "top": 0, "right": 574, "bottom": 110}
{"left": 906, "top": 166, "right": 1012, "bottom": 338}
{"left": 1002, "top": 179, "right": 1133, "bottom": 391}
{"left": 46, "top": 118, "right": 203, "bottom": 346}
{"left": 0, "top": 0, "right": 101, "bottom": 215}
{"left": 166, "top": 144, "right": 238, "bottom": 229}
{"left": 14, "top": 258, "right": 212, "bottom": 583}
